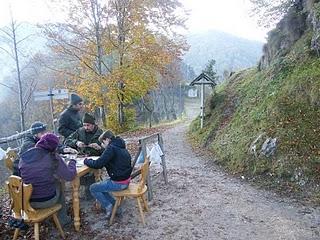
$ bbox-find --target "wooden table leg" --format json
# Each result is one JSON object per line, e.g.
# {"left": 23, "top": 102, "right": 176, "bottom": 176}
{"left": 72, "top": 176, "right": 81, "bottom": 231}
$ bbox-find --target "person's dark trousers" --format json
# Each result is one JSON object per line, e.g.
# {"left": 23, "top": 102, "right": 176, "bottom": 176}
{"left": 80, "top": 173, "right": 96, "bottom": 200}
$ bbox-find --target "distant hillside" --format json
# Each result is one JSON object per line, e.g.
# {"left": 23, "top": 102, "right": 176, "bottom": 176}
{"left": 184, "top": 30, "right": 264, "bottom": 76}
{"left": 189, "top": 1, "right": 320, "bottom": 200}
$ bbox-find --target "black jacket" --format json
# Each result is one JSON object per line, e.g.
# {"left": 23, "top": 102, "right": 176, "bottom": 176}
{"left": 13, "top": 134, "right": 38, "bottom": 176}
{"left": 84, "top": 137, "right": 132, "bottom": 181}
{"left": 58, "top": 106, "right": 82, "bottom": 139}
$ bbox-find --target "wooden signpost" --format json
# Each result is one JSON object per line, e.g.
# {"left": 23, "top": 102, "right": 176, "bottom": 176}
{"left": 33, "top": 88, "right": 69, "bottom": 132}
{"left": 190, "top": 73, "right": 216, "bottom": 128}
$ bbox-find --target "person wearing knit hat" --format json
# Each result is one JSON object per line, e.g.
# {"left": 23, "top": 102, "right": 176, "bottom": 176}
{"left": 84, "top": 131, "right": 132, "bottom": 218}
{"left": 58, "top": 93, "right": 83, "bottom": 139}
{"left": 12, "top": 121, "right": 48, "bottom": 176}
{"left": 65, "top": 113, "right": 103, "bottom": 156}
{"left": 65, "top": 112, "right": 104, "bottom": 200}
{"left": 19, "top": 133, "right": 77, "bottom": 226}
{"left": 83, "top": 112, "right": 95, "bottom": 125}
{"left": 19, "top": 121, "right": 47, "bottom": 155}
{"left": 70, "top": 93, "right": 83, "bottom": 105}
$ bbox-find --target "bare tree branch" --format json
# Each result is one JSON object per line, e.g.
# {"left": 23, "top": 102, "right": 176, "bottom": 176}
{"left": 0, "top": 82, "right": 18, "bottom": 93}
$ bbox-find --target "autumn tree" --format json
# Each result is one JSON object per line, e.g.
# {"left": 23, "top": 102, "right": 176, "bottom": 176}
{"left": 45, "top": 0, "right": 187, "bottom": 131}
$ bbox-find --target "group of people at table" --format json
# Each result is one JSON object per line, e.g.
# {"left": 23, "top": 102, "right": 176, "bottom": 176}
{"left": 11, "top": 93, "right": 133, "bottom": 226}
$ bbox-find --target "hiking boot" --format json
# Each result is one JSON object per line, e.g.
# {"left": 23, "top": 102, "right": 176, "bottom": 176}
{"left": 105, "top": 205, "right": 113, "bottom": 220}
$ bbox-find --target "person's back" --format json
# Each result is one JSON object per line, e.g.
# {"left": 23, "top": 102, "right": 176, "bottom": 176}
{"left": 104, "top": 136, "right": 132, "bottom": 180}
{"left": 19, "top": 133, "right": 76, "bottom": 209}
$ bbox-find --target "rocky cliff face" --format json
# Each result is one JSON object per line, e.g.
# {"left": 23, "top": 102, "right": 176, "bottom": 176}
{"left": 259, "top": 0, "right": 320, "bottom": 70}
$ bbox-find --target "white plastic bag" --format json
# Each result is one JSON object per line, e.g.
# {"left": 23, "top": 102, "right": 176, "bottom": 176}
{"left": 0, "top": 147, "right": 6, "bottom": 161}
{"left": 149, "top": 144, "right": 162, "bottom": 164}
{"left": 135, "top": 146, "right": 151, "bottom": 167}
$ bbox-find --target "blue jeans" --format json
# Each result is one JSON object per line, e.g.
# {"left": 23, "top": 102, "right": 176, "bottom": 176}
{"left": 90, "top": 179, "right": 128, "bottom": 209}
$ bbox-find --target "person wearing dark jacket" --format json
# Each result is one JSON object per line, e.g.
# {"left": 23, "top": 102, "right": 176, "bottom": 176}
{"left": 65, "top": 113, "right": 104, "bottom": 156}
{"left": 19, "top": 133, "right": 77, "bottom": 226}
{"left": 65, "top": 112, "right": 103, "bottom": 199}
{"left": 12, "top": 121, "right": 47, "bottom": 176}
{"left": 84, "top": 130, "right": 132, "bottom": 218}
{"left": 58, "top": 93, "right": 83, "bottom": 139}
{"left": 13, "top": 121, "right": 78, "bottom": 176}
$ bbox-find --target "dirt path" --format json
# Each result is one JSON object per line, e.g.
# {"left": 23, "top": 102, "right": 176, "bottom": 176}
{"left": 86, "top": 100, "right": 320, "bottom": 240}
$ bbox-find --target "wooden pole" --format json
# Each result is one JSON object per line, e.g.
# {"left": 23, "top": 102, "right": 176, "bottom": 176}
{"left": 158, "top": 134, "right": 168, "bottom": 184}
{"left": 141, "top": 139, "right": 153, "bottom": 201}
{"left": 200, "top": 84, "right": 205, "bottom": 128}
{"left": 48, "top": 88, "right": 56, "bottom": 133}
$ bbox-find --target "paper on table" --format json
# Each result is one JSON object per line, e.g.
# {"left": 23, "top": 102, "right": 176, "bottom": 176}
{"left": 75, "top": 156, "right": 99, "bottom": 168}
{"left": 76, "top": 160, "right": 85, "bottom": 167}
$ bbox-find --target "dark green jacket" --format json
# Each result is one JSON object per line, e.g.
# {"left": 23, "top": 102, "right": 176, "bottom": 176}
{"left": 65, "top": 126, "right": 104, "bottom": 156}
{"left": 58, "top": 106, "right": 82, "bottom": 139}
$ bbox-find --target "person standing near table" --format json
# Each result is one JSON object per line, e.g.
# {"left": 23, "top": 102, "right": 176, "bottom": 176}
{"left": 58, "top": 93, "right": 83, "bottom": 140}
{"left": 84, "top": 130, "right": 132, "bottom": 218}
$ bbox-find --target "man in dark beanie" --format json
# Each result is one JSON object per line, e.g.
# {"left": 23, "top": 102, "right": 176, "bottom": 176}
{"left": 58, "top": 93, "right": 83, "bottom": 139}
{"left": 65, "top": 113, "right": 104, "bottom": 156}
{"left": 12, "top": 121, "right": 47, "bottom": 176}
{"left": 65, "top": 113, "right": 104, "bottom": 200}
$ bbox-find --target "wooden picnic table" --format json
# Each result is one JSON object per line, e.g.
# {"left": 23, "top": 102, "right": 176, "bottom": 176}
{"left": 63, "top": 155, "right": 101, "bottom": 231}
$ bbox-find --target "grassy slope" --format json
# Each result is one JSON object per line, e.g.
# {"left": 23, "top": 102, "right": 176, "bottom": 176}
{"left": 189, "top": 31, "right": 320, "bottom": 199}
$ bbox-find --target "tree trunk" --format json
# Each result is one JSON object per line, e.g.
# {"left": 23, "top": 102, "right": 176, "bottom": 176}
{"left": 12, "top": 20, "right": 25, "bottom": 131}
{"left": 91, "top": 0, "right": 107, "bottom": 127}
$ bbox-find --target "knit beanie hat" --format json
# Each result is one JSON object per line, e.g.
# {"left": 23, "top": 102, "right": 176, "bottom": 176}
{"left": 70, "top": 93, "right": 83, "bottom": 105}
{"left": 99, "top": 130, "right": 115, "bottom": 143}
{"left": 35, "top": 133, "right": 60, "bottom": 152}
{"left": 83, "top": 113, "right": 95, "bottom": 124}
{"left": 30, "top": 121, "right": 47, "bottom": 135}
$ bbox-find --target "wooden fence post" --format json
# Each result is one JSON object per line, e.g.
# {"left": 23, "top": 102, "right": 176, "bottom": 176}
{"left": 158, "top": 134, "right": 168, "bottom": 184}
{"left": 141, "top": 139, "right": 153, "bottom": 201}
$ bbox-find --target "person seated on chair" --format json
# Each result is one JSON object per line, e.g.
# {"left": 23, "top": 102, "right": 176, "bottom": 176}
{"left": 65, "top": 113, "right": 104, "bottom": 156}
{"left": 12, "top": 121, "right": 47, "bottom": 176}
{"left": 19, "top": 133, "right": 77, "bottom": 226}
{"left": 65, "top": 112, "right": 104, "bottom": 199}
{"left": 13, "top": 121, "right": 77, "bottom": 176}
{"left": 84, "top": 130, "right": 133, "bottom": 218}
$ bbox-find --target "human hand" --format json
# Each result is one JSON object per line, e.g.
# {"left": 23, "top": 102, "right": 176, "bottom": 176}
{"left": 76, "top": 141, "right": 86, "bottom": 148}
{"left": 63, "top": 147, "right": 79, "bottom": 154}
{"left": 88, "top": 143, "right": 101, "bottom": 150}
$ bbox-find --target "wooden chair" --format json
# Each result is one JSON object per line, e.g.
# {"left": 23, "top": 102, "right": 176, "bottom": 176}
{"left": 6, "top": 175, "right": 65, "bottom": 240}
{"left": 4, "top": 148, "right": 18, "bottom": 172}
{"left": 110, "top": 158, "right": 150, "bottom": 225}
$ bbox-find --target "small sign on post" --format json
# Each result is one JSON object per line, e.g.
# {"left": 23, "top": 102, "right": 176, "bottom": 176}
{"left": 34, "top": 89, "right": 69, "bottom": 132}
{"left": 190, "top": 73, "right": 216, "bottom": 128}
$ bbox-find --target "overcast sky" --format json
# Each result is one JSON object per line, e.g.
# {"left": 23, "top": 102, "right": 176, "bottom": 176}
{"left": 0, "top": 0, "right": 267, "bottom": 41}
